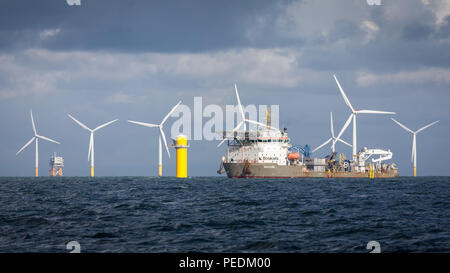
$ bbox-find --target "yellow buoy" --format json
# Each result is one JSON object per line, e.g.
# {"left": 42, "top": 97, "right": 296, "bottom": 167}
{"left": 174, "top": 135, "right": 189, "bottom": 178}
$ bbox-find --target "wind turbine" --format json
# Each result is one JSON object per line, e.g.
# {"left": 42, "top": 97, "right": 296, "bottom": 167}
{"left": 128, "top": 101, "right": 181, "bottom": 176}
{"left": 333, "top": 75, "right": 396, "bottom": 163}
{"left": 217, "top": 84, "right": 277, "bottom": 147}
{"left": 16, "top": 110, "right": 60, "bottom": 177}
{"left": 391, "top": 118, "right": 439, "bottom": 177}
{"left": 68, "top": 114, "right": 118, "bottom": 177}
{"left": 312, "top": 112, "right": 352, "bottom": 154}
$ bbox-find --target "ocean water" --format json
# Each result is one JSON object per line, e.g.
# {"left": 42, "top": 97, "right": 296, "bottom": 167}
{"left": 0, "top": 176, "right": 448, "bottom": 253}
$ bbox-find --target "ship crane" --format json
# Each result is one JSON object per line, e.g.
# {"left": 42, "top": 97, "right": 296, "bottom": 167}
{"left": 358, "top": 147, "right": 392, "bottom": 167}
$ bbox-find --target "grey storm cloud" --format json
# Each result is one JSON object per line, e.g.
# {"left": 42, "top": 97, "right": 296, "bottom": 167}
{"left": 0, "top": 0, "right": 275, "bottom": 52}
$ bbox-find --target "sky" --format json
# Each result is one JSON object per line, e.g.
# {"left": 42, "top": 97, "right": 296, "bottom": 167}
{"left": 0, "top": 0, "right": 449, "bottom": 176}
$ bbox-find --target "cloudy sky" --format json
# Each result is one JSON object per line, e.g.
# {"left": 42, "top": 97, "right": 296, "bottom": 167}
{"left": 0, "top": 0, "right": 449, "bottom": 176}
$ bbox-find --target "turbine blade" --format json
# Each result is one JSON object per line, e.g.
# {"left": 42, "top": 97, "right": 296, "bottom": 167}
{"left": 159, "top": 127, "right": 170, "bottom": 158}
{"left": 358, "top": 110, "right": 395, "bottom": 115}
{"left": 161, "top": 100, "right": 182, "bottom": 126}
{"left": 16, "top": 137, "right": 35, "bottom": 155}
{"left": 411, "top": 135, "right": 416, "bottom": 163}
{"left": 336, "top": 138, "right": 352, "bottom": 147}
{"left": 94, "top": 119, "right": 118, "bottom": 131}
{"left": 30, "top": 110, "right": 37, "bottom": 135}
{"left": 333, "top": 75, "right": 354, "bottom": 112}
{"left": 127, "top": 120, "right": 159, "bottom": 128}
{"left": 68, "top": 114, "right": 92, "bottom": 131}
{"left": 217, "top": 138, "right": 226, "bottom": 147}
{"left": 232, "top": 121, "right": 244, "bottom": 131}
{"left": 37, "top": 135, "right": 60, "bottom": 144}
{"left": 235, "top": 84, "right": 246, "bottom": 122}
{"left": 312, "top": 138, "right": 332, "bottom": 153}
{"left": 335, "top": 114, "right": 353, "bottom": 141}
{"left": 416, "top": 120, "right": 439, "bottom": 134}
{"left": 391, "top": 118, "right": 414, "bottom": 134}
{"left": 330, "top": 112, "right": 334, "bottom": 138}
{"left": 246, "top": 119, "right": 265, "bottom": 127}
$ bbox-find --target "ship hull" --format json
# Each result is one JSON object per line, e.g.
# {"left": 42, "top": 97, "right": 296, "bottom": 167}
{"left": 223, "top": 162, "right": 399, "bottom": 178}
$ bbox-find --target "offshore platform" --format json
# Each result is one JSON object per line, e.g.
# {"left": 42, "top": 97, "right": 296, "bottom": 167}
{"left": 49, "top": 152, "right": 64, "bottom": 177}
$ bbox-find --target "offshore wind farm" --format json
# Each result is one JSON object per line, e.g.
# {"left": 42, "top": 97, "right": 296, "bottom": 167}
{"left": 11, "top": 75, "right": 440, "bottom": 178}
{"left": 0, "top": 0, "right": 449, "bottom": 256}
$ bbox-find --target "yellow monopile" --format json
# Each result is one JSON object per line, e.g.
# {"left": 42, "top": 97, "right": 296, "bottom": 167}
{"left": 175, "top": 135, "right": 189, "bottom": 178}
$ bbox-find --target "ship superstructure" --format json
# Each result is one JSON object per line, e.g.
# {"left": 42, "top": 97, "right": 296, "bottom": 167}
{"left": 222, "top": 128, "right": 290, "bottom": 166}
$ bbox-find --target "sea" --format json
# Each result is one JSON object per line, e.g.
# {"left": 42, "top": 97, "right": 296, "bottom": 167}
{"left": 0, "top": 176, "right": 448, "bottom": 253}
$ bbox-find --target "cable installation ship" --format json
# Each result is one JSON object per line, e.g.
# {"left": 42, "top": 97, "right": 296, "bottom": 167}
{"left": 217, "top": 128, "right": 398, "bottom": 178}
{"left": 216, "top": 82, "right": 399, "bottom": 179}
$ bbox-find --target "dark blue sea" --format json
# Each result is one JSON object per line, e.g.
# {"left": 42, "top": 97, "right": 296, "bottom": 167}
{"left": 0, "top": 176, "right": 448, "bottom": 253}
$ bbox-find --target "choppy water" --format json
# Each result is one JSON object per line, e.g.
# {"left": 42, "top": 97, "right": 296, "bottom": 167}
{"left": 0, "top": 176, "right": 448, "bottom": 253}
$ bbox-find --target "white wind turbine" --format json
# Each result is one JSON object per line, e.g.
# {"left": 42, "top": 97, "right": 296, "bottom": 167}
{"left": 333, "top": 75, "right": 396, "bottom": 163}
{"left": 68, "top": 114, "right": 118, "bottom": 177}
{"left": 128, "top": 101, "right": 181, "bottom": 176}
{"left": 391, "top": 118, "right": 439, "bottom": 177}
{"left": 16, "top": 110, "right": 60, "bottom": 177}
{"left": 217, "top": 84, "right": 278, "bottom": 147}
{"left": 312, "top": 112, "right": 352, "bottom": 154}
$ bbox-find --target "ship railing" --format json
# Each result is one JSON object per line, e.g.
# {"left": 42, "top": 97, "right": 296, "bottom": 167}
{"left": 215, "top": 130, "right": 288, "bottom": 142}
{"left": 216, "top": 130, "right": 283, "bottom": 138}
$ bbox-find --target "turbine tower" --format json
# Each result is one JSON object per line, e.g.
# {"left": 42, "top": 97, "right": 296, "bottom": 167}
{"left": 128, "top": 101, "right": 181, "bottom": 176}
{"left": 217, "top": 84, "right": 277, "bottom": 147}
{"left": 16, "top": 110, "right": 60, "bottom": 177}
{"left": 312, "top": 112, "right": 352, "bottom": 154}
{"left": 68, "top": 114, "right": 118, "bottom": 177}
{"left": 391, "top": 118, "right": 439, "bottom": 177}
{"left": 333, "top": 75, "right": 395, "bottom": 164}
